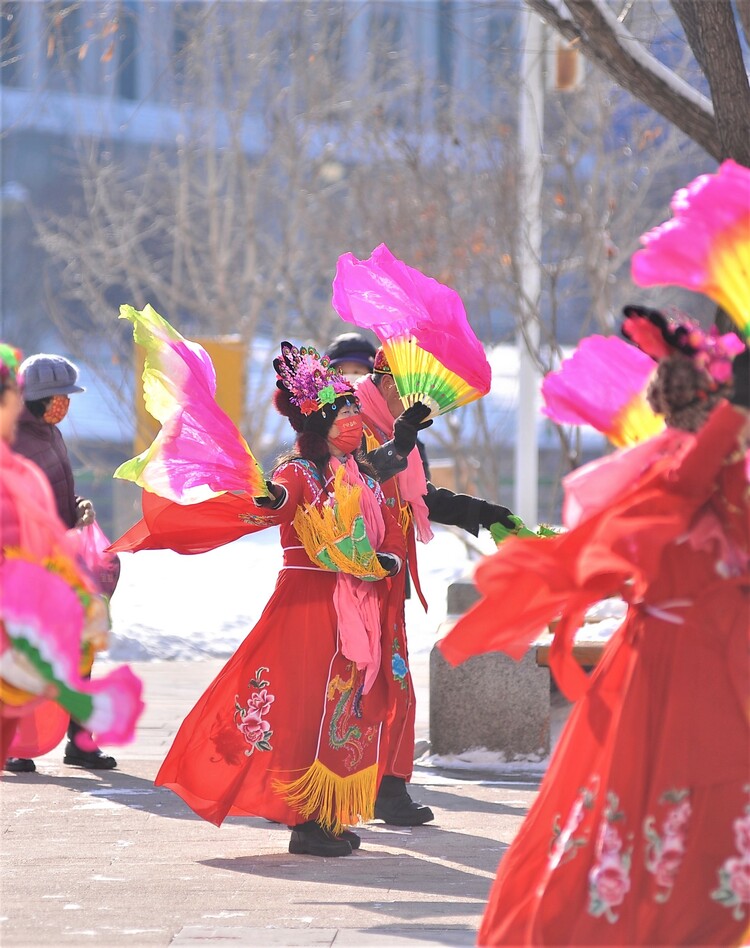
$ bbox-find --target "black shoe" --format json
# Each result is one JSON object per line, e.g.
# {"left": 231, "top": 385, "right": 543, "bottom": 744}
{"left": 374, "top": 776, "right": 434, "bottom": 826}
{"left": 288, "top": 821, "right": 352, "bottom": 857}
{"left": 4, "top": 758, "right": 36, "bottom": 773}
{"left": 63, "top": 742, "right": 117, "bottom": 770}
{"left": 338, "top": 829, "right": 361, "bottom": 850}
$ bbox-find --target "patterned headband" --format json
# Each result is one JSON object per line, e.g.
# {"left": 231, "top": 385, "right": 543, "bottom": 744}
{"left": 273, "top": 341, "right": 354, "bottom": 416}
{"left": 373, "top": 348, "right": 392, "bottom": 375}
{"left": 621, "top": 305, "right": 744, "bottom": 390}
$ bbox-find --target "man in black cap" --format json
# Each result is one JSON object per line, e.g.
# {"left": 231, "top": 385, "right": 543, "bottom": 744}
{"left": 8, "top": 353, "right": 117, "bottom": 773}
{"left": 351, "top": 347, "right": 515, "bottom": 826}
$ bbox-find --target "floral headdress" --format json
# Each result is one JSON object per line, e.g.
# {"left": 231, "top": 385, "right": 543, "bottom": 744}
{"left": 273, "top": 341, "right": 354, "bottom": 416}
{"left": 0, "top": 343, "right": 22, "bottom": 388}
{"left": 621, "top": 305, "right": 744, "bottom": 391}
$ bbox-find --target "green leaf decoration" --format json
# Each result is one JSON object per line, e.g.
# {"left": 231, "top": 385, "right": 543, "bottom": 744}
{"left": 490, "top": 514, "right": 560, "bottom": 544}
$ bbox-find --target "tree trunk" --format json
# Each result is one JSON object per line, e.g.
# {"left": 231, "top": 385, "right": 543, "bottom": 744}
{"left": 672, "top": 0, "right": 750, "bottom": 165}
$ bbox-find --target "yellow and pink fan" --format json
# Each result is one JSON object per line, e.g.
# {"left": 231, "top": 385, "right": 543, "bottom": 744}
{"left": 114, "top": 304, "right": 266, "bottom": 504}
{"left": 332, "top": 244, "right": 491, "bottom": 417}
{"left": 541, "top": 334, "right": 665, "bottom": 447}
{"left": 631, "top": 159, "right": 750, "bottom": 342}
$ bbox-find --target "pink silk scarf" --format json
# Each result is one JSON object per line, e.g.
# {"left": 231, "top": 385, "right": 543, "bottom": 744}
{"left": 0, "top": 443, "right": 72, "bottom": 559}
{"left": 354, "top": 377, "right": 434, "bottom": 543}
{"left": 329, "top": 455, "right": 386, "bottom": 694}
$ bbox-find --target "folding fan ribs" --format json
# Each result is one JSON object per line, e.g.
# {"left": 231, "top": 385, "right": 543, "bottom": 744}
{"left": 332, "top": 244, "right": 491, "bottom": 417}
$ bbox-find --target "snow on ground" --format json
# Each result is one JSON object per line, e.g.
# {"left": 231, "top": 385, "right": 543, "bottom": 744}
{"left": 106, "top": 525, "right": 486, "bottom": 662}
{"left": 105, "top": 525, "right": 623, "bottom": 775}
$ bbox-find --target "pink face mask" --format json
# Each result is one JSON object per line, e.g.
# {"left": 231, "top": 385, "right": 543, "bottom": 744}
{"left": 43, "top": 394, "right": 70, "bottom": 425}
{"left": 328, "top": 415, "right": 364, "bottom": 455}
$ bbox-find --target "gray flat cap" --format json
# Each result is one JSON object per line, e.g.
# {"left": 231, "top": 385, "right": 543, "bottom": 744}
{"left": 19, "top": 353, "right": 85, "bottom": 401}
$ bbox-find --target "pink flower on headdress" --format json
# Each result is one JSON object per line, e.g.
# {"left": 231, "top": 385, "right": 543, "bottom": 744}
{"left": 631, "top": 160, "right": 750, "bottom": 341}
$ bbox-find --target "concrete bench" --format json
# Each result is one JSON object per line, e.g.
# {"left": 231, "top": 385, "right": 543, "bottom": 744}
{"left": 535, "top": 639, "right": 606, "bottom": 669}
{"left": 429, "top": 582, "right": 619, "bottom": 760}
{"left": 430, "top": 581, "right": 551, "bottom": 759}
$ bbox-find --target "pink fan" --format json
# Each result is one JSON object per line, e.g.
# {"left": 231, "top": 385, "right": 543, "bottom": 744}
{"left": 631, "top": 160, "right": 750, "bottom": 341}
{"left": 332, "top": 244, "right": 491, "bottom": 416}
{"left": 542, "top": 335, "right": 665, "bottom": 447}
{"left": 0, "top": 558, "right": 144, "bottom": 746}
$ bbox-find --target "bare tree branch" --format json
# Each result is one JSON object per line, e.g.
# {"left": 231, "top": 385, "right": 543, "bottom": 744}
{"left": 525, "top": 0, "right": 720, "bottom": 158}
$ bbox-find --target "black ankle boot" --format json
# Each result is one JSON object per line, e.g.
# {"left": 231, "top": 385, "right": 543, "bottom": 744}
{"left": 4, "top": 758, "right": 36, "bottom": 773}
{"left": 338, "top": 829, "right": 361, "bottom": 850}
{"left": 288, "top": 821, "right": 353, "bottom": 857}
{"left": 63, "top": 742, "right": 117, "bottom": 770}
{"left": 374, "top": 775, "right": 434, "bottom": 826}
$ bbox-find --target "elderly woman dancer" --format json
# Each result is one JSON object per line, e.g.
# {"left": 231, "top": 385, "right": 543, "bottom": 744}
{"left": 115, "top": 341, "right": 407, "bottom": 857}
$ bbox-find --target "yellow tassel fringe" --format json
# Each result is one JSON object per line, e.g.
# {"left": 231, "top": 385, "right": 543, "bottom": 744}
{"left": 274, "top": 759, "right": 378, "bottom": 834}
{"left": 293, "top": 466, "right": 387, "bottom": 579}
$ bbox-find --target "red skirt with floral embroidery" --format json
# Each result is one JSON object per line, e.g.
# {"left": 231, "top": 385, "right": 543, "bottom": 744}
{"left": 155, "top": 564, "right": 402, "bottom": 831}
{"left": 475, "top": 547, "right": 749, "bottom": 946}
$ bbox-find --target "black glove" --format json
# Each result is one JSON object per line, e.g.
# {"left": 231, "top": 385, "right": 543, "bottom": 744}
{"left": 376, "top": 553, "right": 399, "bottom": 576}
{"left": 730, "top": 347, "right": 749, "bottom": 409}
{"left": 393, "top": 402, "right": 433, "bottom": 456}
{"left": 254, "top": 481, "right": 285, "bottom": 509}
{"left": 478, "top": 501, "right": 515, "bottom": 531}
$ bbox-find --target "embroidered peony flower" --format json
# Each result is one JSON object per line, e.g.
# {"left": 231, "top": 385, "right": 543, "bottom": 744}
{"left": 653, "top": 839, "right": 686, "bottom": 888}
{"left": 392, "top": 653, "right": 408, "bottom": 680}
{"left": 247, "top": 688, "right": 274, "bottom": 717}
{"left": 591, "top": 861, "right": 631, "bottom": 908}
{"left": 663, "top": 799, "right": 692, "bottom": 836}
{"left": 724, "top": 857, "right": 750, "bottom": 905}
{"left": 238, "top": 708, "right": 271, "bottom": 746}
{"left": 599, "top": 822, "right": 624, "bottom": 856}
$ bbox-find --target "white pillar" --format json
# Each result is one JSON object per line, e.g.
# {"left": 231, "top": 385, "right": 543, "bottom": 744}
{"left": 514, "top": 8, "right": 544, "bottom": 526}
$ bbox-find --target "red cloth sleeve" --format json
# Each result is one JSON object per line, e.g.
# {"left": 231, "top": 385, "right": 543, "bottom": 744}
{"left": 109, "top": 465, "right": 308, "bottom": 556}
{"left": 439, "top": 402, "right": 747, "bottom": 681}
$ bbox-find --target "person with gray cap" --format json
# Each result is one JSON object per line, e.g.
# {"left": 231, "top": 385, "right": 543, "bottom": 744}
{"left": 7, "top": 352, "right": 117, "bottom": 773}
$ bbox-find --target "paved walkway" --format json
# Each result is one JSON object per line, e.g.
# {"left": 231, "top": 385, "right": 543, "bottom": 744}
{"left": 1, "top": 660, "right": 540, "bottom": 947}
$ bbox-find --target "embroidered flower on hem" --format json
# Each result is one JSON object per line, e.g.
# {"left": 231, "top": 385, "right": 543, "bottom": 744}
{"left": 587, "top": 790, "right": 633, "bottom": 923}
{"left": 234, "top": 666, "right": 274, "bottom": 755}
{"left": 392, "top": 639, "right": 408, "bottom": 689}
{"left": 711, "top": 801, "right": 750, "bottom": 921}
{"left": 643, "top": 788, "right": 691, "bottom": 902}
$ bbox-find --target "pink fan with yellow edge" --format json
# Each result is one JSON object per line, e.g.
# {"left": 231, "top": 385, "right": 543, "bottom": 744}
{"left": 542, "top": 335, "right": 665, "bottom": 447}
{"left": 332, "top": 244, "right": 491, "bottom": 417}
{"left": 114, "top": 304, "right": 267, "bottom": 504}
{"left": 632, "top": 160, "right": 750, "bottom": 341}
